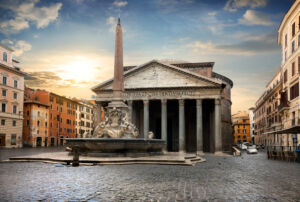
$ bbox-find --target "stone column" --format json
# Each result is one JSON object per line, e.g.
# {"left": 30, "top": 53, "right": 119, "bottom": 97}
{"left": 214, "top": 99, "right": 222, "bottom": 153}
{"left": 196, "top": 99, "right": 203, "bottom": 154}
{"left": 161, "top": 99, "right": 167, "bottom": 150}
{"left": 128, "top": 100, "right": 133, "bottom": 123}
{"left": 143, "top": 100, "right": 149, "bottom": 139}
{"left": 179, "top": 99, "right": 185, "bottom": 153}
{"left": 96, "top": 102, "right": 102, "bottom": 125}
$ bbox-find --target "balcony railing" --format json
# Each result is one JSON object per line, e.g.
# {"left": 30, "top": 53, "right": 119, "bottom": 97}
{"left": 292, "top": 119, "right": 296, "bottom": 126}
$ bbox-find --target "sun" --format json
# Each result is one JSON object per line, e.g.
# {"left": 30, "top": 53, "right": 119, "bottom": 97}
{"left": 56, "top": 56, "right": 100, "bottom": 84}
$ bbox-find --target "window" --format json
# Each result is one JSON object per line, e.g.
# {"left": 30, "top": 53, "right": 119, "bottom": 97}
{"left": 14, "top": 80, "right": 17, "bottom": 88}
{"left": 292, "top": 22, "right": 295, "bottom": 37}
{"left": 285, "top": 51, "right": 287, "bottom": 62}
{"left": 292, "top": 62, "right": 295, "bottom": 76}
{"left": 26, "top": 120, "right": 29, "bottom": 126}
{"left": 298, "top": 34, "right": 300, "bottom": 47}
{"left": 37, "top": 120, "right": 40, "bottom": 126}
{"left": 285, "top": 34, "right": 287, "bottom": 48}
{"left": 13, "top": 92, "right": 17, "bottom": 99}
{"left": 13, "top": 105, "right": 17, "bottom": 114}
{"left": 284, "top": 70, "right": 287, "bottom": 83}
{"left": 243, "top": 129, "right": 246, "bottom": 134}
{"left": 2, "top": 76, "right": 7, "bottom": 85}
{"left": 37, "top": 130, "right": 39, "bottom": 134}
{"left": 299, "top": 57, "right": 300, "bottom": 72}
{"left": 3, "top": 52, "right": 7, "bottom": 62}
{"left": 292, "top": 41, "right": 295, "bottom": 53}
{"left": 290, "top": 83, "right": 299, "bottom": 100}
{"left": 2, "top": 89, "right": 6, "bottom": 97}
{"left": 1, "top": 119, "right": 5, "bottom": 125}
{"left": 38, "top": 111, "right": 40, "bottom": 117}
{"left": 11, "top": 134, "right": 16, "bottom": 145}
{"left": 2, "top": 103, "right": 6, "bottom": 112}
{"left": 50, "top": 96, "right": 53, "bottom": 102}
{"left": 12, "top": 120, "right": 16, "bottom": 126}
{"left": 45, "top": 122, "right": 47, "bottom": 127}
{"left": 27, "top": 111, "right": 29, "bottom": 116}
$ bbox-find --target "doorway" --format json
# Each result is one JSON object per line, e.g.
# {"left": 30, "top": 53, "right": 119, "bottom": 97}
{"left": 36, "top": 137, "right": 42, "bottom": 147}
{"left": 0, "top": 134, "right": 5, "bottom": 146}
{"left": 167, "top": 100, "right": 179, "bottom": 152}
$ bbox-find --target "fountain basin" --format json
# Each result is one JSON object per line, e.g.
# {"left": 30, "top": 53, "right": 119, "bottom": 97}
{"left": 66, "top": 138, "right": 166, "bottom": 157}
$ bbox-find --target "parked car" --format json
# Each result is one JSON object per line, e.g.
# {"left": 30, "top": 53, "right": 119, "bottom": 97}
{"left": 247, "top": 145, "right": 258, "bottom": 154}
{"left": 239, "top": 143, "right": 247, "bottom": 150}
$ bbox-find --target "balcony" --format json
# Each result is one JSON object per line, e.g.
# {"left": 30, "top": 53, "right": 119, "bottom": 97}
{"left": 277, "top": 103, "right": 289, "bottom": 112}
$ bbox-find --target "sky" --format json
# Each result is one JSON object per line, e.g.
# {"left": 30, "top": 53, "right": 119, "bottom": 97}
{"left": 0, "top": 0, "right": 294, "bottom": 113}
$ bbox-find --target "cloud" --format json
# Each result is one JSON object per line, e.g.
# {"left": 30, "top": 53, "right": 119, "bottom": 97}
{"left": 238, "top": 10, "right": 273, "bottom": 26}
{"left": 113, "top": 1, "right": 128, "bottom": 7}
{"left": 224, "top": 0, "right": 267, "bottom": 12}
{"left": 155, "top": 0, "right": 194, "bottom": 13}
{"left": 1, "top": 39, "right": 14, "bottom": 45}
{"left": 1, "top": 39, "right": 32, "bottom": 57}
{"left": 106, "top": 16, "right": 116, "bottom": 32}
{"left": 0, "top": 0, "right": 62, "bottom": 34}
{"left": 25, "top": 71, "right": 62, "bottom": 88}
{"left": 13, "top": 40, "right": 32, "bottom": 57}
{"left": 106, "top": 16, "right": 116, "bottom": 25}
{"left": 187, "top": 33, "right": 278, "bottom": 55}
{"left": 208, "top": 11, "right": 217, "bottom": 16}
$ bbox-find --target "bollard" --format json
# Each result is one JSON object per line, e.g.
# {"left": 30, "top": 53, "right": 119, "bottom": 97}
{"left": 72, "top": 147, "right": 80, "bottom": 167}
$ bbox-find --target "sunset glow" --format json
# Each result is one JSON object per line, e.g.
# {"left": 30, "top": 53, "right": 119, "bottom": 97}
{"left": 56, "top": 56, "right": 100, "bottom": 84}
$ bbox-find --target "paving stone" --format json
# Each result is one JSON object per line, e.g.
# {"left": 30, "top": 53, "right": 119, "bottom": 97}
{"left": 0, "top": 149, "right": 299, "bottom": 201}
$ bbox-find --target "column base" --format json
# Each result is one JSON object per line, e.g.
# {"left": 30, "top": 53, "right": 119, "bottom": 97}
{"left": 214, "top": 151, "right": 224, "bottom": 156}
{"left": 178, "top": 150, "right": 186, "bottom": 156}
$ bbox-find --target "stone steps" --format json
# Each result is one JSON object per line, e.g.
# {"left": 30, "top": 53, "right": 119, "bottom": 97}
{"left": 6, "top": 153, "right": 206, "bottom": 166}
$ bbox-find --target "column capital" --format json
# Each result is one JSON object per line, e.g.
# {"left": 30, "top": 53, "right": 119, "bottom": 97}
{"left": 161, "top": 99, "right": 167, "bottom": 104}
{"left": 215, "top": 98, "right": 221, "bottom": 105}
{"left": 143, "top": 99, "right": 149, "bottom": 105}
{"left": 196, "top": 99, "right": 202, "bottom": 106}
{"left": 179, "top": 99, "right": 184, "bottom": 106}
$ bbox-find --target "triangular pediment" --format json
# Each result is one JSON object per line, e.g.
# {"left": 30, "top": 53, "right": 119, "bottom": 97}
{"left": 92, "top": 60, "right": 221, "bottom": 91}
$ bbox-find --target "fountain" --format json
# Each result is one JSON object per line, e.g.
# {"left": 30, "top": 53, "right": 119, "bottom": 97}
{"left": 66, "top": 18, "right": 166, "bottom": 157}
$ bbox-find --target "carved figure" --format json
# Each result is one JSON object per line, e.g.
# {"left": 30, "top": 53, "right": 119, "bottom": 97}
{"left": 93, "top": 107, "right": 138, "bottom": 139}
{"left": 148, "top": 131, "right": 155, "bottom": 139}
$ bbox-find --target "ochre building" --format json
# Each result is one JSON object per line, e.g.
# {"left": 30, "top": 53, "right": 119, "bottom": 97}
{"left": 23, "top": 100, "right": 49, "bottom": 147}
{"left": 232, "top": 112, "right": 251, "bottom": 144}
{"left": 24, "top": 87, "right": 77, "bottom": 146}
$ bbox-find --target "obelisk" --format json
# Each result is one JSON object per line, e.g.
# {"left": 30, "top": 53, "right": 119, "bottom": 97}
{"left": 108, "top": 17, "right": 127, "bottom": 108}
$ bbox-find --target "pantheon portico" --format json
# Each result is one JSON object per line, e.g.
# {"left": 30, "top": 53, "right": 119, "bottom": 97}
{"left": 92, "top": 60, "right": 233, "bottom": 153}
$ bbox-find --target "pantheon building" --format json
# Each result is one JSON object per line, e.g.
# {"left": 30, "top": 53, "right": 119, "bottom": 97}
{"left": 92, "top": 60, "right": 233, "bottom": 154}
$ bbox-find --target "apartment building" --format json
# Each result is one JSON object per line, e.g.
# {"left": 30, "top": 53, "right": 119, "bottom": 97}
{"left": 253, "top": 1, "right": 300, "bottom": 147}
{"left": 277, "top": 0, "right": 300, "bottom": 146}
{"left": 0, "top": 43, "right": 26, "bottom": 148}
{"left": 232, "top": 112, "right": 251, "bottom": 144}
{"left": 74, "top": 99, "right": 95, "bottom": 137}
{"left": 24, "top": 87, "right": 77, "bottom": 146}
{"left": 23, "top": 100, "right": 49, "bottom": 147}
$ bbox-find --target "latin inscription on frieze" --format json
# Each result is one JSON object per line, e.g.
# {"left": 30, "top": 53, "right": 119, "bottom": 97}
{"left": 123, "top": 90, "right": 195, "bottom": 99}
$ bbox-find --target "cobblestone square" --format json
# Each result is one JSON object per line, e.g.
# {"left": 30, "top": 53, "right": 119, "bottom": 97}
{"left": 0, "top": 148, "right": 299, "bottom": 201}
